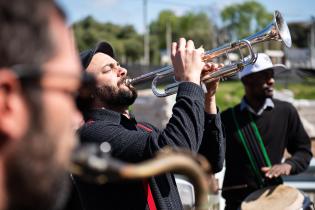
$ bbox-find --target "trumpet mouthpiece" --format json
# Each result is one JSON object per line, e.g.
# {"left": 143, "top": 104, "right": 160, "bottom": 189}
{"left": 125, "top": 78, "right": 132, "bottom": 85}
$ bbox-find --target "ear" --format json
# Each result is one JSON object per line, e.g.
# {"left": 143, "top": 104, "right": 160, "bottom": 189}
{"left": 0, "top": 69, "right": 30, "bottom": 142}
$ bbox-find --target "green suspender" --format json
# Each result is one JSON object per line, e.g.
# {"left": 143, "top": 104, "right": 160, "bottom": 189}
{"left": 248, "top": 112, "right": 272, "bottom": 167}
{"left": 231, "top": 107, "right": 272, "bottom": 187}
{"left": 231, "top": 108, "right": 264, "bottom": 186}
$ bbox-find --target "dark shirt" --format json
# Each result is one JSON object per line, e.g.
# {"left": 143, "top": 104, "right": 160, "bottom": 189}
{"left": 74, "top": 82, "right": 225, "bottom": 210}
{"left": 221, "top": 98, "right": 312, "bottom": 207}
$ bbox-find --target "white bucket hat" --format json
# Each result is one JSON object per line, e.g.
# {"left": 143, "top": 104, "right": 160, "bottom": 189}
{"left": 238, "top": 53, "right": 287, "bottom": 79}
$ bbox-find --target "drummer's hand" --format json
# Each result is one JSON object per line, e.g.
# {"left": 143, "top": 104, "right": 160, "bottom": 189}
{"left": 171, "top": 38, "right": 204, "bottom": 85}
{"left": 261, "top": 163, "right": 292, "bottom": 178}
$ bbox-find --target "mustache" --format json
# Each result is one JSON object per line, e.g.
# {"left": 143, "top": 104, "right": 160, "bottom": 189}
{"left": 118, "top": 76, "right": 131, "bottom": 86}
{"left": 263, "top": 84, "right": 274, "bottom": 89}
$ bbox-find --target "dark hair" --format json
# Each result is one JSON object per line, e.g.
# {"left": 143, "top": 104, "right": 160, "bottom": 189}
{"left": 0, "top": 0, "right": 69, "bottom": 119}
{"left": 0, "top": 0, "right": 55, "bottom": 68}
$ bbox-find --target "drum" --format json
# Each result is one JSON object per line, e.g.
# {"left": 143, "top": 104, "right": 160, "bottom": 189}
{"left": 241, "top": 185, "right": 313, "bottom": 210}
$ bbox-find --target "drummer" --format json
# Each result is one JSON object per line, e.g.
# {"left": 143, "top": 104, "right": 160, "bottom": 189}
{"left": 221, "top": 53, "right": 312, "bottom": 210}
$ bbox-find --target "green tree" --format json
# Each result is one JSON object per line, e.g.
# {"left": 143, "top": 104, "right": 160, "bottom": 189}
{"left": 289, "top": 23, "right": 310, "bottom": 48}
{"left": 179, "top": 12, "right": 215, "bottom": 50}
{"left": 149, "top": 10, "right": 179, "bottom": 50}
{"left": 149, "top": 10, "right": 215, "bottom": 65}
{"left": 72, "top": 16, "right": 143, "bottom": 64}
{"left": 220, "top": 1, "right": 273, "bottom": 39}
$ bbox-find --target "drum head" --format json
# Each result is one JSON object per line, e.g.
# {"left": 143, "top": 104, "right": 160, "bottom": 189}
{"left": 241, "top": 185, "right": 304, "bottom": 210}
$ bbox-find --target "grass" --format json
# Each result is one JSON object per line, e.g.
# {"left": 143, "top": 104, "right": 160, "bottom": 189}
{"left": 275, "top": 77, "right": 315, "bottom": 99}
{"left": 131, "top": 78, "right": 315, "bottom": 113}
{"left": 216, "top": 81, "right": 244, "bottom": 111}
{"left": 216, "top": 78, "right": 315, "bottom": 111}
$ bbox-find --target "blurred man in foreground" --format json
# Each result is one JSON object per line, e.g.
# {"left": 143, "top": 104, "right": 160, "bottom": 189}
{"left": 0, "top": 0, "right": 83, "bottom": 209}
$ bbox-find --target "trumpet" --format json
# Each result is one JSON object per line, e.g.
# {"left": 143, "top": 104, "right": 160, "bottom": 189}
{"left": 127, "top": 10, "right": 292, "bottom": 97}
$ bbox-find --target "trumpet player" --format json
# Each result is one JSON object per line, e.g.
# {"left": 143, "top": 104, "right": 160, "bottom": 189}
{"left": 72, "top": 38, "right": 225, "bottom": 210}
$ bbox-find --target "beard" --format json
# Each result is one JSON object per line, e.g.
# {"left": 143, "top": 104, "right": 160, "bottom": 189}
{"left": 95, "top": 77, "right": 137, "bottom": 109}
{"left": 5, "top": 92, "right": 70, "bottom": 210}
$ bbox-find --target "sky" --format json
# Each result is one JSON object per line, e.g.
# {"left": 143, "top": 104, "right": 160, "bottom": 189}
{"left": 57, "top": 0, "right": 315, "bottom": 33}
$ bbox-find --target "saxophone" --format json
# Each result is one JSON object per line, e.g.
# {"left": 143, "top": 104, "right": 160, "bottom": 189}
{"left": 70, "top": 143, "right": 214, "bottom": 210}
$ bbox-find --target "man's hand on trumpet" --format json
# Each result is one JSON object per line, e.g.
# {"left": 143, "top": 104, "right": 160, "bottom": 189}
{"left": 171, "top": 37, "right": 222, "bottom": 114}
{"left": 202, "top": 62, "right": 222, "bottom": 96}
{"left": 171, "top": 38, "right": 204, "bottom": 85}
{"left": 202, "top": 62, "right": 223, "bottom": 114}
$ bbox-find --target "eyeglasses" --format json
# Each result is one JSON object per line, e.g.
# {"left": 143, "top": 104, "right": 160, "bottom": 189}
{"left": 11, "top": 64, "right": 96, "bottom": 113}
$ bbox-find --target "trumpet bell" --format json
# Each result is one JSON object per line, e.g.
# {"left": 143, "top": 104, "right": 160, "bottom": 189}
{"left": 246, "top": 10, "right": 291, "bottom": 48}
{"left": 128, "top": 10, "right": 292, "bottom": 97}
{"left": 274, "top": 10, "right": 292, "bottom": 48}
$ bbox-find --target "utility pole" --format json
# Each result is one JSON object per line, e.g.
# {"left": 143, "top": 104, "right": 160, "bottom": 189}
{"left": 166, "top": 23, "right": 172, "bottom": 63}
{"left": 143, "top": 0, "right": 150, "bottom": 65}
{"left": 310, "top": 16, "right": 315, "bottom": 69}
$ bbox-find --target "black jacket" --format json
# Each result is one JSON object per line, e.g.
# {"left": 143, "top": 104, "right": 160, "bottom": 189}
{"left": 74, "top": 82, "right": 225, "bottom": 210}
